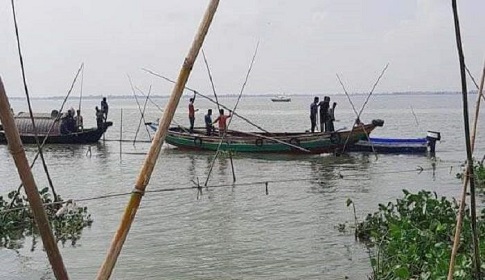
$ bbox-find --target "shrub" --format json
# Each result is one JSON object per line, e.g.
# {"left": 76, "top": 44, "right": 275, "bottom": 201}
{"left": 352, "top": 190, "right": 485, "bottom": 279}
{"left": 0, "top": 188, "right": 92, "bottom": 249}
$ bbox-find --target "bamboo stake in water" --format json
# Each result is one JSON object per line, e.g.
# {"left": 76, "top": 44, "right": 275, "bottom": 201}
{"left": 0, "top": 77, "right": 68, "bottom": 280}
{"left": 120, "top": 108, "right": 123, "bottom": 161}
{"left": 447, "top": 59, "right": 485, "bottom": 280}
{"left": 133, "top": 85, "right": 153, "bottom": 143}
{"left": 96, "top": 1, "right": 220, "bottom": 279}
{"left": 447, "top": 1, "right": 481, "bottom": 279}
{"left": 201, "top": 49, "right": 236, "bottom": 182}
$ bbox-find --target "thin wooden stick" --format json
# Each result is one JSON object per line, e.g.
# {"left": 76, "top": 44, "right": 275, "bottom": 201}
{"left": 0, "top": 77, "right": 68, "bottom": 279}
{"left": 134, "top": 86, "right": 153, "bottom": 141}
{"left": 447, "top": 58, "right": 485, "bottom": 280}
{"left": 142, "top": 68, "right": 271, "bottom": 133}
{"left": 4, "top": 64, "right": 84, "bottom": 213}
{"left": 78, "top": 63, "right": 84, "bottom": 116}
{"left": 410, "top": 106, "right": 420, "bottom": 127}
{"left": 470, "top": 60, "right": 485, "bottom": 149}
{"left": 447, "top": 1, "right": 481, "bottom": 279}
{"left": 229, "top": 153, "right": 236, "bottom": 183}
{"left": 357, "top": 63, "right": 389, "bottom": 117}
{"left": 9, "top": 0, "right": 59, "bottom": 202}
{"left": 128, "top": 76, "right": 151, "bottom": 144}
{"left": 201, "top": 49, "right": 236, "bottom": 182}
{"left": 133, "top": 87, "right": 189, "bottom": 134}
{"left": 204, "top": 41, "right": 260, "bottom": 187}
{"left": 201, "top": 49, "right": 221, "bottom": 111}
{"left": 336, "top": 73, "right": 378, "bottom": 158}
{"left": 120, "top": 108, "right": 123, "bottom": 161}
{"left": 96, "top": 1, "right": 220, "bottom": 279}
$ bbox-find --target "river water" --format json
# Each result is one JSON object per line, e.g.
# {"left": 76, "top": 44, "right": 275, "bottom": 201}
{"left": 0, "top": 93, "right": 484, "bottom": 279}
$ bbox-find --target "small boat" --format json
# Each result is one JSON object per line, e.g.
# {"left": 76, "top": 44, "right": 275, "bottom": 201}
{"left": 348, "top": 131, "right": 440, "bottom": 154}
{"left": 147, "top": 119, "right": 384, "bottom": 154}
{"left": 0, "top": 110, "right": 112, "bottom": 144}
{"left": 271, "top": 95, "right": 291, "bottom": 102}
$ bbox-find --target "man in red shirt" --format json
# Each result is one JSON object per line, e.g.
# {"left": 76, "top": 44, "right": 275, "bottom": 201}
{"left": 213, "top": 109, "right": 232, "bottom": 136}
{"left": 188, "top": 98, "right": 198, "bottom": 133}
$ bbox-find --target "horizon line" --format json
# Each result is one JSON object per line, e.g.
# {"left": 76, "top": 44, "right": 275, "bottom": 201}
{"left": 7, "top": 90, "right": 476, "bottom": 100}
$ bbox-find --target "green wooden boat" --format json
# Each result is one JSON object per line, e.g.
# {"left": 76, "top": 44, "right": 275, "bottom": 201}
{"left": 148, "top": 119, "right": 384, "bottom": 154}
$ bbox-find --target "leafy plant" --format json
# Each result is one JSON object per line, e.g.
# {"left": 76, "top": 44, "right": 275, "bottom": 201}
{"left": 351, "top": 190, "right": 485, "bottom": 280}
{"left": 0, "top": 188, "right": 92, "bottom": 249}
{"left": 455, "top": 160, "right": 485, "bottom": 188}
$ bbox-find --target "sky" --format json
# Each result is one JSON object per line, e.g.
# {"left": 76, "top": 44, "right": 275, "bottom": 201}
{"left": 1, "top": 0, "right": 484, "bottom": 97}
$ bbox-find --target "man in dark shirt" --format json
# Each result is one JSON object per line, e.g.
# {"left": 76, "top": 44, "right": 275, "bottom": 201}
{"left": 310, "top": 96, "right": 319, "bottom": 133}
{"left": 101, "top": 97, "right": 109, "bottom": 121}
{"left": 204, "top": 109, "right": 214, "bottom": 136}
{"left": 319, "top": 96, "right": 330, "bottom": 132}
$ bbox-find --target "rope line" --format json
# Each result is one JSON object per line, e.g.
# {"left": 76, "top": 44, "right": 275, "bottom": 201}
{"left": 0, "top": 164, "right": 460, "bottom": 214}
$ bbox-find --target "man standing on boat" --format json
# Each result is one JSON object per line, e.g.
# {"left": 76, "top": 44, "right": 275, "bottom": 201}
{"left": 213, "top": 109, "right": 231, "bottom": 136}
{"left": 96, "top": 106, "right": 104, "bottom": 130}
{"left": 101, "top": 97, "right": 109, "bottom": 121}
{"left": 319, "top": 96, "right": 330, "bottom": 132}
{"left": 75, "top": 109, "right": 83, "bottom": 131}
{"left": 188, "top": 97, "right": 198, "bottom": 133}
{"left": 204, "top": 109, "right": 214, "bottom": 136}
{"left": 310, "top": 96, "right": 319, "bottom": 133}
{"left": 327, "top": 102, "right": 337, "bottom": 132}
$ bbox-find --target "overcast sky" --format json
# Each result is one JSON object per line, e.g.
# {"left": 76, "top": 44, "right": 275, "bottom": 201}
{"left": 1, "top": 0, "right": 484, "bottom": 97}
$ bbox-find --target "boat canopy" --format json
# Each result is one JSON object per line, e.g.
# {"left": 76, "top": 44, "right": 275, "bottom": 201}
{"left": 14, "top": 111, "right": 62, "bottom": 136}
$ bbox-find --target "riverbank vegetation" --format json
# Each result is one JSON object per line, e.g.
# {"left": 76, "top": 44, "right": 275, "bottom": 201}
{"left": 350, "top": 161, "right": 485, "bottom": 279}
{"left": 0, "top": 188, "right": 92, "bottom": 250}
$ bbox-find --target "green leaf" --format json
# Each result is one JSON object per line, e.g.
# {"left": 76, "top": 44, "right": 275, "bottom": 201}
{"left": 394, "top": 265, "right": 410, "bottom": 279}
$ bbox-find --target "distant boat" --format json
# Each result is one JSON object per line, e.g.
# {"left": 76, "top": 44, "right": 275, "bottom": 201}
{"left": 146, "top": 119, "right": 384, "bottom": 154}
{"left": 0, "top": 111, "right": 112, "bottom": 144}
{"left": 271, "top": 95, "right": 291, "bottom": 102}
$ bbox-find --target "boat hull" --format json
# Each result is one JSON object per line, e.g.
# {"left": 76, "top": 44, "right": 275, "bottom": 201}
{"left": 155, "top": 120, "right": 383, "bottom": 154}
{"left": 0, "top": 122, "right": 113, "bottom": 145}
{"left": 271, "top": 98, "right": 291, "bottom": 102}
{"left": 348, "top": 137, "right": 428, "bottom": 154}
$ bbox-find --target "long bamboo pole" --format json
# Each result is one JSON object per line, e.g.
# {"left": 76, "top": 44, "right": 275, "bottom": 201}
{"left": 0, "top": 77, "right": 68, "bottom": 279}
{"left": 447, "top": 59, "right": 485, "bottom": 280}
{"left": 133, "top": 86, "right": 152, "bottom": 143}
{"left": 448, "top": 1, "right": 481, "bottom": 279}
{"left": 96, "top": 1, "right": 220, "bottom": 279}
{"left": 142, "top": 68, "right": 271, "bottom": 133}
{"left": 470, "top": 60, "right": 485, "bottom": 150}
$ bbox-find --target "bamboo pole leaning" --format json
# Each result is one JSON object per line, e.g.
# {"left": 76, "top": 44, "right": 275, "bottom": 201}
{"left": 447, "top": 59, "right": 485, "bottom": 280}
{"left": 447, "top": 1, "right": 481, "bottom": 279}
{"left": 0, "top": 77, "right": 69, "bottom": 280}
{"left": 96, "top": 1, "right": 220, "bottom": 279}
{"left": 142, "top": 68, "right": 271, "bottom": 133}
{"left": 201, "top": 49, "right": 237, "bottom": 182}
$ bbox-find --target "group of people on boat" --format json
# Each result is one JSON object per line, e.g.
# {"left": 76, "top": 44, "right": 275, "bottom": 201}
{"left": 59, "top": 97, "right": 109, "bottom": 134}
{"left": 310, "top": 96, "right": 337, "bottom": 133}
{"left": 60, "top": 108, "right": 83, "bottom": 134}
{"left": 188, "top": 97, "right": 231, "bottom": 136}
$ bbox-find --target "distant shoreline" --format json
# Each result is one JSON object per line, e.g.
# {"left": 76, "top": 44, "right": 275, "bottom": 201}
{"left": 7, "top": 91, "right": 476, "bottom": 100}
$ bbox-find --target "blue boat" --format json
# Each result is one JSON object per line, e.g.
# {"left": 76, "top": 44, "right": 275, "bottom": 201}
{"left": 348, "top": 131, "right": 440, "bottom": 154}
